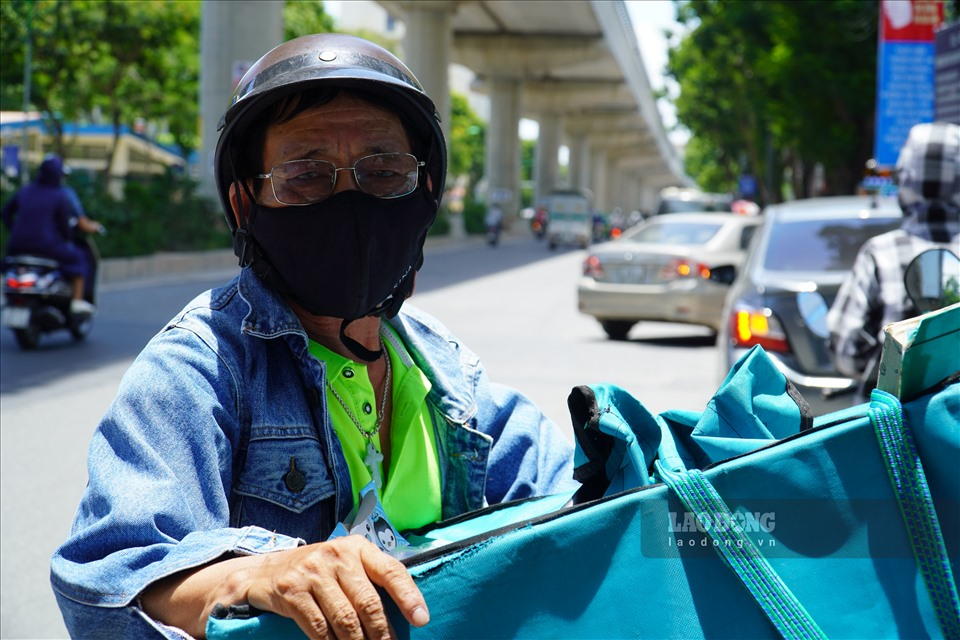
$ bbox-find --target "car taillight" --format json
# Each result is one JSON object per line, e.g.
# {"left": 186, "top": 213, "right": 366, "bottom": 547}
{"left": 583, "top": 255, "right": 604, "bottom": 278}
{"left": 661, "top": 259, "right": 711, "bottom": 280}
{"left": 730, "top": 306, "right": 790, "bottom": 352}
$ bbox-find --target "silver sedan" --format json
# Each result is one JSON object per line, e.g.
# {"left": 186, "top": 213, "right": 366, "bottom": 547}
{"left": 577, "top": 213, "right": 761, "bottom": 340}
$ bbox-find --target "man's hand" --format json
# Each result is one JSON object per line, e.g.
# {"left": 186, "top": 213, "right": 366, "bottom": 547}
{"left": 247, "top": 536, "right": 429, "bottom": 639}
{"left": 142, "top": 536, "right": 429, "bottom": 639}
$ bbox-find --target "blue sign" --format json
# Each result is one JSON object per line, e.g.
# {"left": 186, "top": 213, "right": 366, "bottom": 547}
{"left": 874, "top": 41, "right": 937, "bottom": 167}
{"left": 738, "top": 174, "right": 757, "bottom": 197}
{"left": 2, "top": 145, "right": 20, "bottom": 177}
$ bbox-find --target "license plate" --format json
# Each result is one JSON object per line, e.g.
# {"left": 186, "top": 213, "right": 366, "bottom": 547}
{"left": 1, "top": 306, "right": 31, "bottom": 328}
{"left": 611, "top": 266, "right": 646, "bottom": 283}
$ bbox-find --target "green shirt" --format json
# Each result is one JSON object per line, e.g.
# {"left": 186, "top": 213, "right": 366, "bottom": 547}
{"left": 308, "top": 326, "right": 442, "bottom": 531}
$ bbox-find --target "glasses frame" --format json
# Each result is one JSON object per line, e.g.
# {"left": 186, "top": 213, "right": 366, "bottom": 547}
{"left": 256, "top": 152, "right": 426, "bottom": 206}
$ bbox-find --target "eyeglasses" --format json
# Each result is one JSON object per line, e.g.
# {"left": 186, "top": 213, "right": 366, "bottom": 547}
{"left": 256, "top": 153, "right": 425, "bottom": 206}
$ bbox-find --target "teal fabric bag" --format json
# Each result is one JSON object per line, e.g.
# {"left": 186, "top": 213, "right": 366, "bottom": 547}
{"left": 207, "top": 346, "right": 959, "bottom": 639}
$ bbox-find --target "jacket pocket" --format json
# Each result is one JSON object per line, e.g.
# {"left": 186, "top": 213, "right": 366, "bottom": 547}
{"left": 233, "top": 429, "right": 335, "bottom": 541}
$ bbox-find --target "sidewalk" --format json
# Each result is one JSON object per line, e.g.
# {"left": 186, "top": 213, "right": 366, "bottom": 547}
{"left": 98, "top": 233, "right": 490, "bottom": 286}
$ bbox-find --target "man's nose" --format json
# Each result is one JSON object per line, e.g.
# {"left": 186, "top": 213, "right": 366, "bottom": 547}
{"left": 332, "top": 167, "right": 360, "bottom": 195}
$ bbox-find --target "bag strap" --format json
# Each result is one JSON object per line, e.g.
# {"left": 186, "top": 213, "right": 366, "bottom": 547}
{"left": 656, "top": 462, "right": 826, "bottom": 640}
{"left": 869, "top": 390, "right": 960, "bottom": 639}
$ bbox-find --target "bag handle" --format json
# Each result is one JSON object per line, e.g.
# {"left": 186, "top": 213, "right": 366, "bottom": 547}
{"left": 869, "top": 390, "right": 960, "bottom": 638}
{"left": 656, "top": 461, "right": 826, "bottom": 640}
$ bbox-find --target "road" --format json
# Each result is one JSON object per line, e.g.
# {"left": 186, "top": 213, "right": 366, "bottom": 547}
{"left": 0, "top": 233, "right": 723, "bottom": 639}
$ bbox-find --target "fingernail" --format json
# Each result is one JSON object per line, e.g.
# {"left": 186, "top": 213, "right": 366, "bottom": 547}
{"left": 411, "top": 605, "right": 430, "bottom": 626}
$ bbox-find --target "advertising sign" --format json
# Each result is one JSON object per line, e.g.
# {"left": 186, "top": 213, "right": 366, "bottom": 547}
{"left": 873, "top": 0, "right": 945, "bottom": 168}
{"left": 935, "top": 22, "right": 960, "bottom": 124}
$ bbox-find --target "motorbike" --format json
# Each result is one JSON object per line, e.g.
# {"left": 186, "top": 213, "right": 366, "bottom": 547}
{"left": 486, "top": 222, "right": 501, "bottom": 246}
{"left": 1, "top": 230, "right": 103, "bottom": 350}
{"left": 530, "top": 208, "right": 548, "bottom": 240}
{"left": 798, "top": 247, "right": 960, "bottom": 401}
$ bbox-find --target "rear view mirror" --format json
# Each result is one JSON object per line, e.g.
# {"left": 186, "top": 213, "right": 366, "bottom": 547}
{"left": 904, "top": 249, "right": 960, "bottom": 314}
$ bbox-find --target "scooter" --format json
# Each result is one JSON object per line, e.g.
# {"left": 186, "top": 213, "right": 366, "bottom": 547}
{"left": 1, "top": 231, "right": 102, "bottom": 350}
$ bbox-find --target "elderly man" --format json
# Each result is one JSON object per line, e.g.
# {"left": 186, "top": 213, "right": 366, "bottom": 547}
{"left": 51, "top": 34, "right": 576, "bottom": 639}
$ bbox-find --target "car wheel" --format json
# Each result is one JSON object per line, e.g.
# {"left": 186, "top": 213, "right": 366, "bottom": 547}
{"left": 601, "top": 320, "right": 634, "bottom": 341}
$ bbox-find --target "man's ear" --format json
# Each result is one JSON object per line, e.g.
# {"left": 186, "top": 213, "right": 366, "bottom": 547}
{"left": 228, "top": 182, "right": 254, "bottom": 227}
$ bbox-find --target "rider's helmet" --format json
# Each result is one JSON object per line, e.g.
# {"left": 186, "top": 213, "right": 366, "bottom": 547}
{"left": 214, "top": 33, "right": 447, "bottom": 256}
{"left": 895, "top": 121, "right": 960, "bottom": 212}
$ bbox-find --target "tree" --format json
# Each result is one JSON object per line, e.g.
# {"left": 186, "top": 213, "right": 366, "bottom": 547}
{"left": 283, "top": 1, "right": 335, "bottom": 40}
{"left": 447, "top": 92, "right": 486, "bottom": 188}
{"left": 666, "top": 0, "right": 878, "bottom": 202}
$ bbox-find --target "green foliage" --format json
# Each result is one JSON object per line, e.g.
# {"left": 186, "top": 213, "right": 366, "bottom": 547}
{"left": 461, "top": 195, "right": 489, "bottom": 235}
{"left": 1, "top": 170, "right": 230, "bottom": 258}
{"left": 447, "top": 92, "right": 485, "bottom": 185}
{"left": 284, "top": 1, "right": 335, "bottom": 39}
{"left": 1, "top": 0, "right": 202, "bottom": 161}
{"left": 667, "top": 0, "right": 879, "bottom": 202}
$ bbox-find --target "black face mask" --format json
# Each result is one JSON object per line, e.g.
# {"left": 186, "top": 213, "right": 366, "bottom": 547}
{"left": 244, "top": 188, "right": 436, "bottom": 352}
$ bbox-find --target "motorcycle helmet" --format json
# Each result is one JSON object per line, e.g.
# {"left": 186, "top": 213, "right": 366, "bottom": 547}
{"left": 214, "top": 32, "right": 447, "bottom": 271}
{"left": 895, "top": 121, "right": 960, "bottom": 211}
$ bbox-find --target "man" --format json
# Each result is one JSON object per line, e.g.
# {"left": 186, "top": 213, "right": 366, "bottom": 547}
{"left": 50, "top": 34, "right": 576, "bottom": 639}
{"left": 2, "top": 154, "right": 103, "bottom": 314}
{"left": 827, "top": 121, "right": 960, "bottom": 400}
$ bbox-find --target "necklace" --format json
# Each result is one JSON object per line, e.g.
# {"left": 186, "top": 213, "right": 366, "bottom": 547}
{"left": 327, "top": 344, "right": 392, "bottom": 490}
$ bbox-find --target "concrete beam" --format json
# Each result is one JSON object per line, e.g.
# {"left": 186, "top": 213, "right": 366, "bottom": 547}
{"left": 453, "top": 34, "right": 608, "bottom": 78}
{"left": 521, "top": 80, "right": 635, "bottom": 114}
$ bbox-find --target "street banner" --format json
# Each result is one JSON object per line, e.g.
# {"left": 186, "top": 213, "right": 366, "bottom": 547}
{"left": 874, "top": 0, "right": 945, "bottom": 168}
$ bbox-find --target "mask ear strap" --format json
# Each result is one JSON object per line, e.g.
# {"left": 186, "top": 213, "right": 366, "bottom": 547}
{"left": 339, "top": 319, "right": 384, "bottom": 362}
{"left": 227, "top": 143, "right": 256, "bottom": 267}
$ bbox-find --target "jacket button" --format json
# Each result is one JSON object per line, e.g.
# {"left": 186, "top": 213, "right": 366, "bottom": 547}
{"left": 363, "top": 402, "right": 373, "bottom": 415}
{"left": 284, "top": 457, "right": 306, "bottom": 493}
{"left": 343, "top": 368, "right": 355, "bottom": 378}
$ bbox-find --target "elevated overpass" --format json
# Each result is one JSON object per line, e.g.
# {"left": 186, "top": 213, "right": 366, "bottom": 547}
{"left": 199, "top": 0, "right": 687, "bottom": 219}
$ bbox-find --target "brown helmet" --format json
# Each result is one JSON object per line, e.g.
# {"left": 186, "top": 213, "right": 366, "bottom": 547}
{"left": 214, "top": 33, "right": 447, "bottom": 250}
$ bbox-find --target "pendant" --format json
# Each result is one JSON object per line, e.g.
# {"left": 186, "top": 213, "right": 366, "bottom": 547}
{"left": 364, "top": 441, "right": 384, "bottom": 491}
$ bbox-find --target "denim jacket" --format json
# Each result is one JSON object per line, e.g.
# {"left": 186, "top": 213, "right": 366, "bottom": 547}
{"left": 50, "top": 268, "right": 576, "bottom": 638}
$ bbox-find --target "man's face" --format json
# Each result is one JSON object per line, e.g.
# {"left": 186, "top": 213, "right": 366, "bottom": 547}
{"left": 257, "top": 92, "right": 412, "bottom": 208}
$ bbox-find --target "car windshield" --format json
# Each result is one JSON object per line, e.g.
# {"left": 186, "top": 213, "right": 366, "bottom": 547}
{"left": 625, "top": 220, "right": 724, "bottom": 245}
{"left": 657, "top": 199, "right": 733, "bottom": 214}
{"left": 763, "top": 218, "right": 901, "bottom": 271}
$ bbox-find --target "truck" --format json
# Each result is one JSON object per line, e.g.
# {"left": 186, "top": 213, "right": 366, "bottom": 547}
{"left": 544, "top": 189, "right": 593, "bottom": 250}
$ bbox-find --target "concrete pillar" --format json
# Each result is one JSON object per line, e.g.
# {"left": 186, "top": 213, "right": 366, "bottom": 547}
{"left": 534, "top": 112, "right": 561, "bottom": 205}
{"left": 567, "top": 133, "right": 589, "bottom": 193}
{"left": 198, "top": 1, "right": 283, "bottom": 199}
{"left": 399, "top": 3, "right": 452, "bottom": 144}
{"left": 485, "top": 76, "right": 522, "bottom": 219}
{"left": 590, "top": 146, "right": 607, "bottom": 212}
{"left": 399, "top": 2, "right": 457, "bottom": 235}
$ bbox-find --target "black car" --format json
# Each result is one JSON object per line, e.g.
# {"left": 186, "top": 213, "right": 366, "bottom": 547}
{"left": 718, "top": 196, "right": 902, "bottom": 414}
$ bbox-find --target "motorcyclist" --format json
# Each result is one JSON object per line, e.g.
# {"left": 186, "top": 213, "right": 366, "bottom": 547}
{"left": 1, "top": 155, "right": 103, "bottom": 314}
{"left": 827, "top": 121, "right": 960, "bottom": 401}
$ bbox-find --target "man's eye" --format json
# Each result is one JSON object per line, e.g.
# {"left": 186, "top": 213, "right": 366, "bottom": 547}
{"left": 287, "top": 170, "right": 324, "bottom": 182}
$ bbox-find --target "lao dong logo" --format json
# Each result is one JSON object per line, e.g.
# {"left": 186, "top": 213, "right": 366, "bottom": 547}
{"left": 668, "top": 510, "right": 775, "bottom": 533}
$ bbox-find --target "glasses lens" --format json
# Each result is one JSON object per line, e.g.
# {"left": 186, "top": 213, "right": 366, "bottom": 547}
{"left": 355, "top": 153, "right": 420, "bottom": 198}
{"left": 272, "top": 160, "right": 335, "bottom": 205}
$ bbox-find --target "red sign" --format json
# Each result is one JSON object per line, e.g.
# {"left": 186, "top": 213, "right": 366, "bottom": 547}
{"left": 881, "top": 0, "right": 944, "bottom": 42}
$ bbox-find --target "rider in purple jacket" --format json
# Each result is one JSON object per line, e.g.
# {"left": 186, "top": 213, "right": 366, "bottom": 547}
{"left": 2, "top": 155, "right": 103, "bottom": 313}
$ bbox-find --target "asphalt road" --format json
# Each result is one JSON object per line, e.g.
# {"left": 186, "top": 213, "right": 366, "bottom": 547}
{"left": 1, "top": 233, "right": 723, "bottom": 638}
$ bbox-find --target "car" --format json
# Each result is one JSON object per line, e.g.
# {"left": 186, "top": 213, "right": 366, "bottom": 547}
{"left": 577, "top": 212, "right": 761, "bottom": 340}
{"left": 655, "top": 187, "right": 734, "bottom": 215}
{"left": 718, "top": 195, "right": 902, "bottom": 414}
